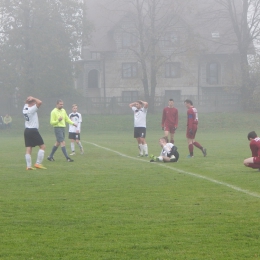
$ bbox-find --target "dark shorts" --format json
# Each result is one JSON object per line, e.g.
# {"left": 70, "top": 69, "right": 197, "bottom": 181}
{"left": 24, "top": 128, "right": 44, "bottom": 147}
{"left": 54, "top": 127, "right": 65, "bottom": 143}
{"left": 186, "top": 125, "right": 197, "bottom": 139}
{"left": 167, "top": 146, "right": 179, "bottom": 162}
{"left": 69, "top": 132, "right": 80, "bottom": 140}
{"left": 134, "top": 127, "right": 146, "bottom": 138}
{"left": 164, "top": 124, "right": 176, "bottom": 134}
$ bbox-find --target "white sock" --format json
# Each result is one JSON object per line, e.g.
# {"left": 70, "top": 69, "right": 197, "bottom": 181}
{"left": 36, "top": 149, "right": 45, "bottom": 164}
{"left": 25, "top": 154, "right": 32, "bottom": 167}
{"left": 71, "top": 142, "right": 75, "bottom": 152}
{"left": 77, "top": 141, "right": 82, "bottom": 148}
{"left": 143, "top": 144, "right": 148, "bottom": 155}
{"left": 158, "top": 156, "right": 163, "bottom": 162}
{"left": 139, "top": 144, "right": 144, "bottom": 155}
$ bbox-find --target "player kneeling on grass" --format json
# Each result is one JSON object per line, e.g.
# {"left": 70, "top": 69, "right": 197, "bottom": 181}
{"left": 244, "top": 131, "right": 260, "bottom": 171}
{"left": 150, "top": 137, "right": 179, "bottom": 163}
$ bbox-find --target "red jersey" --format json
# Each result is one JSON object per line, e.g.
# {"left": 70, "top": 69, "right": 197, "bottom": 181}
{"left": 161, "top": 107, "right": 178, "bottom": 127}
{"left": 187, "top": 106, "right": 198, "bottom": 130}
{"left": 250, "top": 137, "right": 260, "bottom": 157}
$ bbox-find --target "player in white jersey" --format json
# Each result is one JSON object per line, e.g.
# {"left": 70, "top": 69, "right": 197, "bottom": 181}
{"left": 129, "top": 100, "right": 149, "bottom": 156}
{"left": 68, "top": 104, "right": 84, "bottom": 155}
{"left": 150, "top": 137, "right": 179, "bottom": 162}
{"left": 23, "top": 96, "right": 46, "bottom": 170}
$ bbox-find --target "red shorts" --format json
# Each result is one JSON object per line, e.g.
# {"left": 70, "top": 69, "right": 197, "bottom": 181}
{"left": 164, "top": 124, "right": 176, "bottom": 134}
{"left": 186, "top": 126, "right": 197, "bottom": 139}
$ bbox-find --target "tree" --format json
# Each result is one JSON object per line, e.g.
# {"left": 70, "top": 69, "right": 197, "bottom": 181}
{"left": 212, "top": 0, "right": 260, "bottom": 109}
{"left": 0, "top": 0, "right": 90, "bottom": 101}
{"left": 107, "top": 0, "right": 198, "bottom": 111}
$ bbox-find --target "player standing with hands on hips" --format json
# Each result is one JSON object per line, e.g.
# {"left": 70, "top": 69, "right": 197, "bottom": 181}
{"left": 129, "top": 100, "right": 149, "bottom": 157}
{"left": 161, "top": 98, "right": 178, "bottom": 143}
{"left": 184, "top": 99, "right": 206, "bottom": 158}
{"left": 23, "top": 96, "right": 46, "bottom": 170}
{"left": 68, "top": 104, "right": 84, "bottom": 155}
{"left": 47, "top": 99, "right": 77, "bottom": 162}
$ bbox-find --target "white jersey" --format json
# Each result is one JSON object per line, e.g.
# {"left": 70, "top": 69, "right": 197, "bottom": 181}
{"left": 132, "top": 106, "right": 147, "bottom": 127}
{"left": 160, "top": 143, "right": 174, "bottom": 157}
{"left": 23, "top": 104, "right": 39, "bottom": 129}
{"left": 68, "top": 112, "right": 82, "bottom": 133}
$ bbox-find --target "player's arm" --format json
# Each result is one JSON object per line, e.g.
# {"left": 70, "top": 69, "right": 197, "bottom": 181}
{"left": 175, "top": 109, "right": 179, "bottom": 129}
{"left": 129, "top": 102, "right": 136, "bottom": 108}
{"left": 26, "top": 96, "right": 42, "bottom": 108}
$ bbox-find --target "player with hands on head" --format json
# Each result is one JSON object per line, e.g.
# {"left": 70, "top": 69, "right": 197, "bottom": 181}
{"left": 150, "top": 137, "right": 179, "bottom": 163}
{"left": 23, "top": 96, "right": 46, "bottom": 170}
{"left": 161, "top": 98, "right": 178, "bottom": 143}
{"left": 129, "top": 100, "right": 149, "bottom": 157}
{"left": 184, "top": 99, "right": 206, "bottom": 158}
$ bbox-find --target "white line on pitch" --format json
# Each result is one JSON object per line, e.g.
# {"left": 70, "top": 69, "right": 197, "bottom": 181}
{"left": 84, "top": 141, "right": 260, "bottom": 199}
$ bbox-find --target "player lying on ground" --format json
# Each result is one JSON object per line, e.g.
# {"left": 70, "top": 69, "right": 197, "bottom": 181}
{"left": 150, "top": 137, "right": 179, "bottom": 163}
{"left": 244, "top": 131, "right": 260, "bottom": 171}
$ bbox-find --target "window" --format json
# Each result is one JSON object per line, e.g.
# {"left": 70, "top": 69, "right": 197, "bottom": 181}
{"left": 162, "top": 32, "right": 179, "bottom": 47}
{"left": 207, "top": 62, "right": 220, "bottom": 85}
{"left": 165, "top": 62, "right": 181, "bottom": 78}
{"left": 122, "top": 91, "right": 138, "bottom": 102}
{"left": 91, "top": 52, "right": 100, "bottom": 60}
{"left": 122, "top": 32, "right": 138, "bottom": 48}
{"left": 122, "top": 63, "right": 138, "bottom": 78}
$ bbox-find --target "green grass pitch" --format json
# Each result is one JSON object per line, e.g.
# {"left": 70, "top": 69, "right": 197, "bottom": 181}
{"left": 0, "top": 112, "right": 260, "bottom": 259}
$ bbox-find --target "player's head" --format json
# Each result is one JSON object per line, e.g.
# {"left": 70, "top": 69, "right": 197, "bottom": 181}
{"left": 159, "top": 137, "right": 168, "bottom": 146}
{"left": 25, "top": 96, "right": 35, "bottom": 106}
{"left": 184, "top": 99, "right": 193, "bottom": 108}
{"left": 247, "top": 131, "right": 257, "bottom": 140}
{"left": 72, "top": 104, "right": 77, "bottom": 113}
{"left": 135, "top": 100, "right": 143, "bottom": 109}
{"left": 56, "top": 99, "right": 64, "bottom": 110}
{"left": 168, "top": 99, "right": 174, "bottom": 107}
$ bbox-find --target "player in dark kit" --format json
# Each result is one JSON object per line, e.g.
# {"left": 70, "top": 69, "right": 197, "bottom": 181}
{"left": 244, "top": 131, "right": 260, "bottom": 171}
{"left": 184, "top": 99, "right": 206, "bottom": 158}
{"left": 161, "top": 98, "right": 178, "bottom": 143}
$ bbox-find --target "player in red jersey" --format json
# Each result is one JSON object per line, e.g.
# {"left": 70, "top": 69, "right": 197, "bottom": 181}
{"left": 244, "top": 131, "right": 260, "bottom": 171}
{"left": 184, "top": 99, "right": 206, "bottom": 158}
{"left": 161, "top": 99, "right": 178, "bottom": 143}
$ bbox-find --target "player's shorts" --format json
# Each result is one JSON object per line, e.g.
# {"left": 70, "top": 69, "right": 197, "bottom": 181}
{"left": 253, "top": 157, "right": 260, "bottom": 164}
{"left": 134, "top": 127, "right": 146, "bottom": 138}
{"left": 164, "top": 124, "right": 176, "bottom": 134}
{"left": 54, "top": 127, "right": 65, "bottom": 143}
{"left": 69, "top": 132, "right": 80, "bottom": 140}
{"left": 186, "top": 125, "right": 197, "bottom": 139}
{"left": 24, "top": 128, "right": 44, "bottom": 147}
{"left": 167, "top": 146, "right": 179, "bottom": 162}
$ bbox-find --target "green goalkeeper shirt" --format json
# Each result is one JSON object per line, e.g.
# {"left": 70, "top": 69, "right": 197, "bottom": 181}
{"left": 50, "top": 108, "right": 74, "bottom": 127}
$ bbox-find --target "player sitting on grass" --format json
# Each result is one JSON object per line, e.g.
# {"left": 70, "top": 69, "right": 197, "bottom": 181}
{"left": 244, "top": 131, "right": 260, "bottom": 171}
{"left": 150, "top": 137, "right": 179, "bottom": 163}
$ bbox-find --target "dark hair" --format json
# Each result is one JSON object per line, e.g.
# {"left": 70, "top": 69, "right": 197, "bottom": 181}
{"left": 160, "top": 136, "right": 168, "bottom": 142}
{"left": 56, "top": 99, "right": 63, "bottom": 104}
{"left": 184, "top": 99, "right": 193, "bottom": 105}
{"left": 247, "top": 131, "right": 257, "bottom": 140}
{"left": 169, "top": 99, "right": 174, "bottom": 101}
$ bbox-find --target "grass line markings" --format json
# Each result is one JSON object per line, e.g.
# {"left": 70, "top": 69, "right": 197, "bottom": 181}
{"left": 84, "top": 140, "right": 260, "bottom": 199}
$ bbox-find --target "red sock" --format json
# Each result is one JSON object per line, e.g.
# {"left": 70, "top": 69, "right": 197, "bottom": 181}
{"left": 248, "top": 163, "right": 260, "bottom": 169}
{"left": 170, "top": 139, "right": 174, "bottom": 144}
{"left": 189, "top": 144, "right": 193, "bottom": 156}
{"left": 193, "top": 141, "right": 202, "bottom": 150}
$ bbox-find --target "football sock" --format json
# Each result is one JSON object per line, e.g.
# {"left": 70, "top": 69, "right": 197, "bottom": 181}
{"left": 143, "top": 144, "right": 148, "bottom": 155}
{"left": 61, "top": 146, "right": 69, "bottom": 159}
{"left": 71, "top": 142, "right": 75, "bottom": 152}
{"left": 36, "top": 149, "right": 45, "bottom": 164}
{"left": 193, "top": 142, "right": 203, "bottom": 150}
{"left": 139, "top": 144, "right": 144, "bottom": 155}
{"left": 25, "top": 154, "right": 32, "bottom": 168}
{"left": 157, "top": 156, "right": 163, "bottom": 162}
{"left": 189, "top": 144, "right": 194, "bottom": 156}
{"left": 77, "top": 141, "right": 83, "bottom": 149}
{"left": 49, "top": 146, "right": 58, "bottom": 158}
{"left": 248, "top": 163, "right": 260, "bottom": 169}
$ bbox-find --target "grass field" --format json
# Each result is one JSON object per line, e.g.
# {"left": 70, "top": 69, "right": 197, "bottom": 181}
{"left": 1, "top": 112, "right": 260, "bottom": 259}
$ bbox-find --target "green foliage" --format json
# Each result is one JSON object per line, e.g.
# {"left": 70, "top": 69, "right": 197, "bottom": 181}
{"left": 0, "top": 0, "right": 90, "bottom": 98}
{"left": 1, "top": 112, "right": 260, "bottom": 259}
